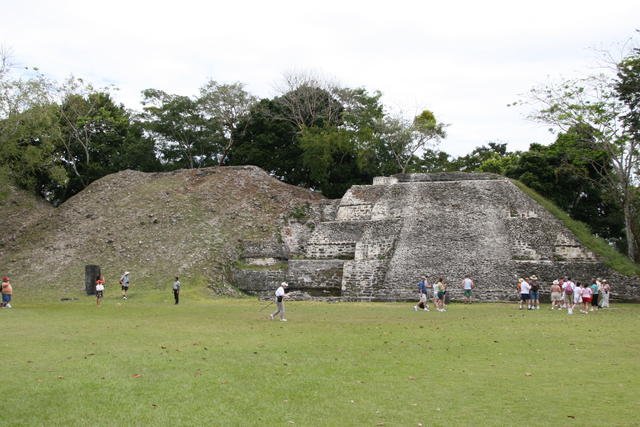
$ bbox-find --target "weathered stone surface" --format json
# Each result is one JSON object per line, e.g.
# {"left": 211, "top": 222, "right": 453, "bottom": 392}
{"left": 232, "top": 172, "right": 640, "bottom": 301}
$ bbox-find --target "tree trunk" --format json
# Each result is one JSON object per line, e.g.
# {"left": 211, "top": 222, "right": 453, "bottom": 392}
{"left": 623, "top": 199, "right": 637, "bottom": 261}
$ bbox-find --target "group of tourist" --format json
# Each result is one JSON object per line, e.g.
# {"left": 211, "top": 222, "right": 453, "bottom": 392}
{"left": 532, "top": 276, "right": 611, "bottom": 314}
{"left": 93, "top": 271, "right": 132, "bottom": 305}
{"left": 411, "top": 274, "right": 613, "bottom": 315}
{"left": 412, "top": 275, "right": 475, "bottom": 312}
{"left": 518, "top": 276, "right": 611, "bottom": 314}
{"left": 1, "top": 276, "right": 12, "bottom": 308}
{"left": 92, "top": 271, "right": 185, "bottom": 306}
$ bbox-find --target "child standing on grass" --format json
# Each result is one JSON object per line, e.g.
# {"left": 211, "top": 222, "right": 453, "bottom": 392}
{"left": 95, "top": 276, "right": 105, "bottom": 306}
{"left": 1, "top": 276, "right": 12, "bottom": 308}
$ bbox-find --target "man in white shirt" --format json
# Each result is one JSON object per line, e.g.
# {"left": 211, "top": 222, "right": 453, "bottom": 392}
{"left": 461, "top": 276, "right": 475, "bottom": 304}
{"left": 270, "top": 282, "right": 289, "bottom": 321}
{"left": 518, "top": 278, "right": 530, "bottom": 310}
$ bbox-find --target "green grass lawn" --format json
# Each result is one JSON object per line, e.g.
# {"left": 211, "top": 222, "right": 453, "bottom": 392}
{"left": 1, "top": 290, "right": 639, "bottom": 426}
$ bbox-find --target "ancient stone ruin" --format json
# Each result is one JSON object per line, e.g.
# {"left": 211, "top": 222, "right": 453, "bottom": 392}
{"left": 232, "top": 172, "right": 640, "bottom": 302}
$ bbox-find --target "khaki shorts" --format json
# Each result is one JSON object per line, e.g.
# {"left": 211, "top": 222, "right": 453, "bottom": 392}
{"left": 551, "top": 292, "right": 562, "bottom": 302}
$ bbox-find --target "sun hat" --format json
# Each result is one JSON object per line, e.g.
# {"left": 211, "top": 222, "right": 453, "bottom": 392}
{"left": 2, "top": 277, "right": 8, "bottom": 281}
{"left": 281, "top": 282, "right": 288, "bottom": 287}
{"left": 124, "top": 271, "right": 130, "bottom": 275}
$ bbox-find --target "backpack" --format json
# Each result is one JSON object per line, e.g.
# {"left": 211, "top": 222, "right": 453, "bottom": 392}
{"left": 565, "top": 284, "right": 573, "bottom": 294}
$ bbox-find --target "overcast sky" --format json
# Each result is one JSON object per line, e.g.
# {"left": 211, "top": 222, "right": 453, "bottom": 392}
{"left": 2, "top": 0, "right": 638, "bottom": 156}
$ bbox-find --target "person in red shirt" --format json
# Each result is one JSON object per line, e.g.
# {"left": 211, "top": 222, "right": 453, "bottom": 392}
{"left": 95, "top": 276, "right": 105, "bottom": 306}
{"left": 2, "top": 276, "right": 13, "bottom": 308}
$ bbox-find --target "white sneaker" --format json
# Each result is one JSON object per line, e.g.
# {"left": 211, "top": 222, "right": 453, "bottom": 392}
{"left": 568, "top": 309, "right": 573, "bottom": 315}
{"left": 424, "top": 308, "right": 429, "bottom": 312}
{"left": 269, "top": 314, "right": 274, "bottom": 320}
{"left": 536, "top": 306, "right": 540, "bottom": 310}
{"left": 281, "top": 319, "right": 287, "bottom": 322}
{"left": 5, "top": 303, "right": 11, "bottom": 308}
{"left": 413, "top": 306, "right": 418, "bottom": 311}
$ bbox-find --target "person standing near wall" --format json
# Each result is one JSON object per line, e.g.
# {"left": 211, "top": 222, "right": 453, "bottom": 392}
{"left": 173, "top": 277, "right": 181, "bottom": 305}
{"left": 1, "top": 276, "right": 12, "bottom": 308}
{"left": 413, "top": 276, "right": 430, "bottom": 312}
{"left": 518, "top": 278, "right": 530, "bottom": 310}
{"left": 460, "top": 275, "right": 474, "bottom": 304}
{"left": 120, "top": 271, "right": 130, "bottom": 300}
{"left": 95, "top": 275, "right": 105, "bottom": 306}
{"left": 550, "top": 280, "right": 562, "bottom": 310}
{"left": 589, "top": 278, "right": 599, "bottom": 311}
{"left": 529, "top": 275, "right": 540, "bottom": 310}
{"left": 563, "top": 278, "right": 576, "bottom": 315}
{"left": 270, "top": 282, "right": 289, "bottom": 321}
{"left": 599, "top": 280, "right": 611, "bottom": 308}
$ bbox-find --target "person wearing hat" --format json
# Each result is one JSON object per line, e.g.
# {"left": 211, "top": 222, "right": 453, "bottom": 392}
{"left": 270, "top": 282, "right": 289, "bottom": 321}
{"left": 550, "top": 280, "right": 562, "bottom": 309}
{"left": 1, "top": 276, "right": 12, "bottom": 308}
{"left": 119, "top": 271, "right": 130, "bottom": 300}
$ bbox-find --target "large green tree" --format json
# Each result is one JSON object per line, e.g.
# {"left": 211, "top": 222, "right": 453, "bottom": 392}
{"left": 526, "top": 48, "right": 640, "bottom": 261}
{"left": 140, "top": 89, "right": 222, "bottom": 169}
{"left": 56, "top": 91, "right": 159, "bottom": 201}
{"left": 198, "top": 80, "right": 257, "bottom": 165}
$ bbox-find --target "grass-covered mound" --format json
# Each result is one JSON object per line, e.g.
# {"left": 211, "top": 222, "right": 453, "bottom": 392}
{"left": 3, "top": 290, "right": 638, "bottom": 426}
{"left": 511, "top": 179, "right": 640, "bottom": 277}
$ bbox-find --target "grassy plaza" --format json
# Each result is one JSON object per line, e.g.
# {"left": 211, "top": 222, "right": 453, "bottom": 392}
{"left": 1, "top": 289, "right": 638, "bottom": 426}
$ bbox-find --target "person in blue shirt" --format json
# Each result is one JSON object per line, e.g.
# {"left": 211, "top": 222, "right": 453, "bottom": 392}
{"left": 413, "top": 276, "right": 430, "bottom": 312}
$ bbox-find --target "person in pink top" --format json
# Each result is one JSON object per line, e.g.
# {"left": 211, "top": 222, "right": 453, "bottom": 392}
{"left": 580, "top": 282, "right": 593, "bottom": 314}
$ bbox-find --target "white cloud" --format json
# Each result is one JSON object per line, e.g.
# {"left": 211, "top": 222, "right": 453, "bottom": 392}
{"left": 1, "top": 0, "right": 638, "bottom": 155}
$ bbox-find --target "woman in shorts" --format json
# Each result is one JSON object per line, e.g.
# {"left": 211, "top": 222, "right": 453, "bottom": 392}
{"left": 434, "top": 278, "right": 447, "bottom": 312}
{"left": 580, "top": 282, "right": 592, "bottom": 314}
{"left": 550, "top": 280, "right": 562, "bottom": 309}
{"left": 96, "top": 276, "right": 105, "bottom": 306}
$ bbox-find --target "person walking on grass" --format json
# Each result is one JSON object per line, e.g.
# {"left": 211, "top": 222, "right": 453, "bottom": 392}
{"left": 270, "top": 282, "right": 289, "bottom": 321}
{"left": 579, "top": 282, "right": 592, "bottom": 314}
{"left": 562, "top": 277, "right": 576, "bottom": 315}
{"left": 413, "top": 276, "right": 430, "bottom": 312}
{"left": 550, "top": 280, "right": 562, "bottom": 310}
{"left": 461, "top": 275, "right": 474, "bottom": 304}
{"left": 95, "top": 276, "right": 105, "bottom": 306}
{"left": 119, "top": 271, "right": 130, "bottom": 300}
{"left": 173, "top": 277, "right": 181, "bottom": 305}
{"left": 518, "top": 278, "right": 530, "bottom": 310}
{"left": 1, "top": 276, "right": 12, "bottom": 308}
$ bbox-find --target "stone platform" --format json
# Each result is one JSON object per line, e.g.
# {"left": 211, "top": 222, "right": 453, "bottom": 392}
{"left": 232, "top": 173, "right": 639, "bottom": 302}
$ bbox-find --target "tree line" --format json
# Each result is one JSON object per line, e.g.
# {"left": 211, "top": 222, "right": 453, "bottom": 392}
{"left": 0, "top": 45, "right": 638, "bottom": 262}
